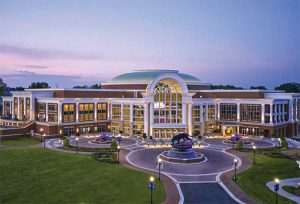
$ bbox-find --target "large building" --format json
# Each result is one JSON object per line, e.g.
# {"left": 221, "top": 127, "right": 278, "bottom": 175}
{"left": 1, "top": 70, "right": 300, "bottom": 138}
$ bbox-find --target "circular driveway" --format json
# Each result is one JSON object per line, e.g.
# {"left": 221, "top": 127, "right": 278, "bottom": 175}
{"left": 204, "top": 138, "right": 274, "bottom": 149}
{"left": 127, "top": 147, "right": 235, "bottom": 175}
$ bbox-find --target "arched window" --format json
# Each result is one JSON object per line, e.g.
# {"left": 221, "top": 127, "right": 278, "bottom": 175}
{"left": 154, "top": 79, "right": 182, "bottom": 123}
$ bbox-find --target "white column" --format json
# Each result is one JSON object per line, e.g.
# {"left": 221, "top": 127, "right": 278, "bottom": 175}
{"left": 200, "top": 104, "right": 203, "bottom": 123}
{"left": 289, "top": 99, "right": 293, "bottom": 122}
{"left": 30, "top": 97, "right": 34, "bottom": 120}
{"left": 130, "top": 104, "right": 133, "bottom": 123}
{"left": 217, "top": 103, "right": 221, "bottom": 120}
{"left": 274, "top": 104, "right": 277, "bottom": 124}
{"left": 261, "top": 104, "right": 265, "bottom": 124}
{"left": 144, "top": 102, "right": 149, "bottom": 135}
{"left": 296, "top": 99, "right": 299, "bottom": 122}
{"left": 58, "top": 103, "right": 62, "bottom": 124}
{"left": 12, "top": 99, "right": 15, "bottom": 118}
{"left": 120, "top": 103, "right": 124, "bottom": 121}
{"left": 182, "top": 102, "right": 187, "bottom": 125}
{"left": 107, "top": 102, "right": 111, "bottom": 120}
{"left": 149, "top": 102, "right": 154, "bottom": 136}
{"left": 94, "top": 102, "right": 97, "bottom": 121}
{"left": 270, "top": 104, "right": 273, "bottom": 124}
{"left": 205, "top": 104, "right": 209, "bottom": 121}
{"left": 17, "top": 97, "right": 20, "bottom": 119}
{"left": 45, "top": 102, "right": 48, "bottom": 122}
{"left": 188, "top": 103, "right": 193, "bottom": 135}
{"left": 76, "top": 102, "right": 79, "bottom": 122}
{"left": 23, "top": 97, "right": 26, "bottom": 119}
{"left": 237, "top": 103, "right": 240, "bottom": 122}
{"left": 282, "top": 104, "right": 285, "bottom": 122}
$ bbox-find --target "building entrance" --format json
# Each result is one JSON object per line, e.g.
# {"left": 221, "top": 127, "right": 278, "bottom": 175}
{"left": 153, "top": 128, "right": 186, "bottom": 139}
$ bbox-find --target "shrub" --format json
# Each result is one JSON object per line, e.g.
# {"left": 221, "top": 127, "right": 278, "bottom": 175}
{"left": 236, "top": 141, "right": 244, "bottom": 150}
{"left": 142, "top": 133, "right": 147, "bottom": 139}
{"left": 63, "top": 137, "right": 70, "bottom": 147}
{"left": 92, "top": 151, "right": 117, "bottom": 163}
{"left": 192, "top": 130, "right": 200, "bottom": 136}
{"left": 111, "top": 140, "right": 117, "bottom": 151}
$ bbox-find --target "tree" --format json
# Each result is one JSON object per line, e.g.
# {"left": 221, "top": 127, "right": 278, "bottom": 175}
{"left": 73, "top": 85, "right": 89, "bottom": 89}
{"left": 0, "top": 78, "right": 7, "bottom": 96}
{"left": 211, "top": 84, "right": 243, "bottom": 90}
{"left": 29, "top": 82, "right": 50, "bottom": 89}
{"left": 90, "top": 84, "right": 101, "bottom": 89}
{"left": 250, "top": 86, "right": 267, "bottom": 90}
{"left": 275, "top": 83, "right": 300, "bottom": 93}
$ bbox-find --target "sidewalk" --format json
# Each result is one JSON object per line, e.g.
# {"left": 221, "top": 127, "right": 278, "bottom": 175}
{"left": 266, "top": 177, "right": 300, "bottom": 203}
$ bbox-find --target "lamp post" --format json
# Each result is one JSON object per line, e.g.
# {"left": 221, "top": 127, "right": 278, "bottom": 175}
{"left": 148, "top": 176, "right": 156, "bottom": 204}
{"left": 253, "top": 145, "right": 256, "bottom": 164}
{"left": 278, "top": 138, "right": 282, "bottom": 153}
{"left": 40, "top": 128, "right": 44, "bottom": 142}
{"left": 274, "top": 178, "right": 280, "bottom": 204}
{"left": 43, "top": 133, "right": 46, "bottom": 149}
{"left": 75, "top": 137, "right": 79, "bottom": 154}
{"left": 246, "top": 128, "right": 249, "bottom": 136}
{"left": 233, "top": 158, "right": 238, "bottom": 181}
{"left": 158, "top": 158, "right": 162, "bottom": 181}
{"left": 117, "top": 145, "right": 120, "bottom": 164}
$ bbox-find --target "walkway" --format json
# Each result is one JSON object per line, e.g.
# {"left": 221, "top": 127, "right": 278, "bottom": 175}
{"left": 266, "top": 177, "right": 300, "bottom": 203}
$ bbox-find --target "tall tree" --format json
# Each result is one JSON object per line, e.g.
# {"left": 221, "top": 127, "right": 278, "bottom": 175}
{"left": 29, "top": 82, "right": 50, "bottom": 89}
{"left": 0, "top": 78, "right": 7, "bottom": 96}
{"left": 275, "top": 82, "right": 300, "bottom": 93}
{"left": 250, "top": 86, "right": 267, "bottom": 90}
{"left": 73, "top": 85, "right": 89, "bottom": 89}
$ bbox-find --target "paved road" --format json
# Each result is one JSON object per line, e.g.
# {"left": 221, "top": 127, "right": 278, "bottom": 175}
{"left": 204, "top": 138, "right": 274, "bottom": 149}
{"left": 180, "top": 183, "right": 238, "bottom": 204}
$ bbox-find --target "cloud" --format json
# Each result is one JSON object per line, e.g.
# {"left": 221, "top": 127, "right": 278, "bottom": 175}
{"left": 0, "top": 44, "right": 106, "bottom": 60}
{"left": 0, "top": 70, "right": 101, "bottom": 88}
{"left": 19, "top": 64, "right": 48, "bottom": 69}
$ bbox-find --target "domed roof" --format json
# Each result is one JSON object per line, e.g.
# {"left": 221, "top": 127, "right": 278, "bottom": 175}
{"left": 105, "top": 70, "right": 201, "bottom": 84}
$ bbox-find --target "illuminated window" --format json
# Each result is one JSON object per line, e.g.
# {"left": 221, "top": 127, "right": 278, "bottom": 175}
{"left": 79, "top": 103, "right": 94, "bottom": 121}
{"left": 63, "top": 104, "right": 75, "bottom": 123}
{"left": 112, "top": 104, "right": 121, "bottom": 120}
{"left": 97, "top": 103, "right": 107, "bottom": 120}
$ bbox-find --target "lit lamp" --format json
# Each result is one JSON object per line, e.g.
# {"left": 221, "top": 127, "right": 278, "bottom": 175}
{"left": 278, "top": 138, "right": 282, "bottom": 153}
{"left": 117, "top": 145, "right": 120, "bottom": 163}
{"left": 43, "top": 133, "right": 46, "bottom": 149}
{"left": 75, "top": 137, "right": 79, "bottom": 154}
{"left": 274, "top": 178, "right": 280, "bottom": 204}
{"left": 253, "top": 145, "right": 256, "bottom": 164}
{"left": 148, "top": 176, "right": 156, "bottom": 204}
{"left": 246, "top": 128, "right": 249, "bottom": 135}
{"left": 157, "top": 158, "right": 162, "bottom": 181}
{"left": 233, "top": 158, "right": 238, "bottom": 181}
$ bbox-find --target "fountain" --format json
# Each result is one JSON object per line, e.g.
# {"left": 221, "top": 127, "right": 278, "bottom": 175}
{"left": 159, "top": 133, "right": 205, "bottom": 163}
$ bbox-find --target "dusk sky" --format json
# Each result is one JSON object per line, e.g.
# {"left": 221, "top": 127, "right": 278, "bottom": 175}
{"left": 0, "top": 0, "right": 299, "bottom": 89}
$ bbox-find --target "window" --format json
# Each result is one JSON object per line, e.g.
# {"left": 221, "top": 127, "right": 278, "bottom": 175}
{"left": 133, "top": 105, "right": 144, "bottom": 123}
{"left": 79, "top": 103, "right": 94, "bottom": 121}
{"left": 112, "top": 104, "right": 121, "bottom": 120}
{"left": 220, "top": 104, "right": 237, "bottom": 121}
{"left": 240, "top": 104, "right": 261, "bottom": 123}
{"left": 192, "top": 105, "right": 200, "bottom": 123}
{"left": 154, "top": 78, "right": 182, "bottom": 123}
{"left": 97, "top": 103, "right": 107, "bottom": 120}
{"left": 97, "top": 124, "right": 107, "bottom": 133}
{"left": 133, "top": 124, "right": 144, "bottom": 135}
{"left": 123, "top": 104, "right": 130, "bottom": 121}
{"left": 112, "top": 122, "right": 121, "bottom": 133}
{"left": 63, "top": 104, "right": 75, "bottom": 123}
{"left": 208, "top": 105, "right": 216, "bottom": 120}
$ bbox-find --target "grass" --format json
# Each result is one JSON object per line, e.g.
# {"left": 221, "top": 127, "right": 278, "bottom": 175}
{"left": 283, "top": 186, "right": 300, "bottom": 196}
{"left": 0, "top": 148, "right": 165, "bottom": 204}
{"left": 0, "top": 137, "right": 40, "bottom": 146}
{"left": 236, "top": 154, "right": 300, "bottom": 204}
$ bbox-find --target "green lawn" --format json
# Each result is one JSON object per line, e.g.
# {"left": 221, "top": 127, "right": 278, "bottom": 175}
{"left": 0, "top": 137, "right": 40, "bottom": 146}
{"left": 0, "top": 148, "right": 165, "bottom": 204}
{"left": 283, "top": 186, "right": 300, "bottom": 196}
{"left": 236, "top": 154, "right": 300, "bottom": 204}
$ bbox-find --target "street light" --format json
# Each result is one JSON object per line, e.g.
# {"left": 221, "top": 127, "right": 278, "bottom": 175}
{"left": 75, "top": 137, "right": 79, "bottom": 154}
{"left": 117, "top": 145, "right": 120, "bottom": 163}
{"left": 43, "top": 133, "right": 46, "bottom": 149}
{"left": 158, "top": 158, "right": 162, "bottom": 181}
{"left": 278, "top": 138, "right": 282, "bottom": 153}
{"left": 274, "top": 178, "right": 280, "bottom": 204}
{"left": 233, "top": 158, "right": 238, "bottom": 181}
{"left": 148, "top": 176, "right": 156, "bottom": 204}
{"left": 253, "top": 145, "right": 256, "bottom": 164}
